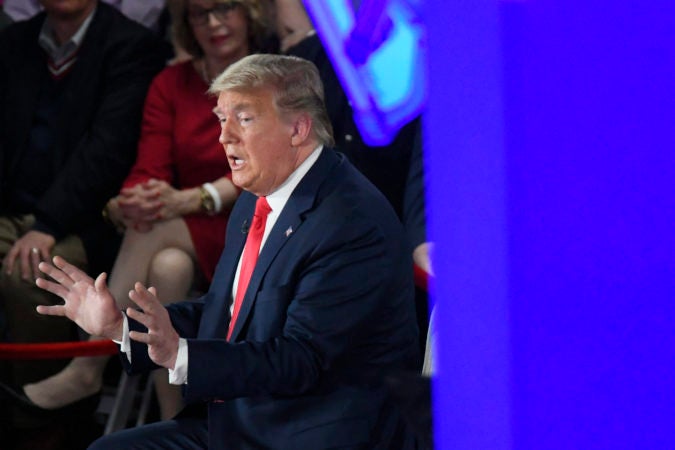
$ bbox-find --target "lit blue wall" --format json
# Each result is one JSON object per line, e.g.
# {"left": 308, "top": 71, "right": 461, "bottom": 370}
{"left": 427, "top": 1, "right": 675, "bottom": 448}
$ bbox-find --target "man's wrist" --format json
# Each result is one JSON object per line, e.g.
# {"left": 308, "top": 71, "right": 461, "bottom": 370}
{"left": 168, "top": 338, "right": 189, "bottom": 385}
{"left": 107, "top": 314, "right": 126, "bottom": 342}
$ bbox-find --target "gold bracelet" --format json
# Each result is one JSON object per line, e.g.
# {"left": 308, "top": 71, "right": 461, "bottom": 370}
{"left": 199, "top": 185, "right": 216, "bottom": 215}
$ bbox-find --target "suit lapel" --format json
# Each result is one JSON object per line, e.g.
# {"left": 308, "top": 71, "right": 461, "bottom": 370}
{"left": 229, "top": 149, "right": 341, "bottom": 341}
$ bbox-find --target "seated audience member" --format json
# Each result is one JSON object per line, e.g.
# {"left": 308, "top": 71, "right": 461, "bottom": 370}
{"left": 274, "top": 0, "right": 315, "bottom": 53}
{"left": 0, "top": 0, "right": 167, "bottom": 437}
{"left": 277, "top": 0, "right": 432, "bottom": 357}
{"left": 277, "top": 0, "right": 419, "bottom": 220}
{"left": 3, "top": 0, "right": 167, "bottom": 32}
{"left": 18, "top": 0, "right": 272, "bottom": 421}
{"left": 34, "top": 53, "right": 420, "bottom": 450}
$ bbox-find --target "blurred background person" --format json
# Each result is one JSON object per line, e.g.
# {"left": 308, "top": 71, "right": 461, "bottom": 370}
{"left": 0, "top": 0, "right": 168, "bottom": 446}
{"left": 276, "top": 0, "right": 431, "bottom": 360}
{"left": 19, "top": 0, "right": 274, "bottom": 422}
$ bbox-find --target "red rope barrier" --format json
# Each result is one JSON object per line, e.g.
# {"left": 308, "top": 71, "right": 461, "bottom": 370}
{"left": 0, "top": 340, "right": 118, "bottom": 360}
{"left": 0, "top": 268, "right": 430, "bottom": 361}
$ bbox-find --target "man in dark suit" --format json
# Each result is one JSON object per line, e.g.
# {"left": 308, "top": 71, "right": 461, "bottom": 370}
{"left": 0, "top": 0, "right": 167, "bottom": 425}
{"left": 35, "top": 54, "right": 420, "bottom": 449}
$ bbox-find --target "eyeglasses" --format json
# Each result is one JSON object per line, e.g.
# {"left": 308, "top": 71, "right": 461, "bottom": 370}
{"left": 187, "top": 2, "right": 240, "bottom": 26}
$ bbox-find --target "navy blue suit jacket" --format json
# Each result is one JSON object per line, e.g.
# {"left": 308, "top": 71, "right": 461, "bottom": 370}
{"left": 126, "top": 149, "right": 419, "bottom": 449}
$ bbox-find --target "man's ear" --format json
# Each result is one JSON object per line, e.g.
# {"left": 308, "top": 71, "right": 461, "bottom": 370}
{"left": 290, "top": 113, "right": 312, "bottom": 147}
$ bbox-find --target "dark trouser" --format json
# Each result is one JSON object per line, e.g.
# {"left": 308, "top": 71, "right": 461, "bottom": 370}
{"left": 89, "top": 417, "right": 209, "bottom": 450}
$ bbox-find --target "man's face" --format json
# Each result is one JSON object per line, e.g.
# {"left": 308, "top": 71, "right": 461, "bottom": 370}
{"left": 215, "top": 88, "right": 301, "bottom": 196}
{"left": 39, "top": 0, "right": 95, "bottom": 19}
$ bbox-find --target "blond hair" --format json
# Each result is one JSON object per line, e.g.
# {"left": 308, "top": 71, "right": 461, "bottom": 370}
{"left": 209, "top": 54, "right": 335, "bottom": 147}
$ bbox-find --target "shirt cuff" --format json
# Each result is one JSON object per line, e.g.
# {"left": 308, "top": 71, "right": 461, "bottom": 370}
{"left": 168, "top": 338, "right": 188, "bottom": 385}
{"left": 112, "top": 312, "right": 132, "bottom": 363}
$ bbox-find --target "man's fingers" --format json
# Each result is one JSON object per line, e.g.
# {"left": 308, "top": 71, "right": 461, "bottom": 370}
{"left": 36, "top": 304, "right": 66, "bottom": 317}
{"left": 94, "top": 272, "right": 108, "bottom": 293}
{"left": 53, "top": 256, "right": 91, "bottom": 284}
{"left": 128, "top": 331, "right": 163, "bottom": 347}
{"left": 35, "top": 277, "right": 69, "bottom": 299}
{"left": 126, "top": 306, "right": 157, "bottom": 332}
{"left": 128, "top": 282, "right": 157, "bottom": 311}
{"left": 128, "top": 330, "right": 151, "bottom": 345}
{"left": 126, "top": 306, "right": 145, "bottom": 324}
{"left": 38, "top": 261, "right": 74, "bottom": 288}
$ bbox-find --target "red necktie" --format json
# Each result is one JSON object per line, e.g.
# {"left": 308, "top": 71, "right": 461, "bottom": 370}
{"left": 227, "top": 197, "right": 272, "bottom": 340}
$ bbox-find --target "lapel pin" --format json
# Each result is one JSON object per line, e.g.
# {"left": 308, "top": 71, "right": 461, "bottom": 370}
{"left": 285, "top": 226, "right": 293, "bottom": 237}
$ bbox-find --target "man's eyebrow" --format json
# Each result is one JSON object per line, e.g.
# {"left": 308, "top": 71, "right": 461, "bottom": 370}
{"left": 232, "top": 103, "right": 253, "bottom": 113}
{"left": 213, "top": 103, "right": 254, "bottom": 117}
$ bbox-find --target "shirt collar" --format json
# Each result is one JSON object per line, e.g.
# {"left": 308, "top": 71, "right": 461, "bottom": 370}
{"left": 38, "top": 5, "right": 96, "bottom": 65}
{"left": 266, "top": 145, "right": 323, "bottom": 214}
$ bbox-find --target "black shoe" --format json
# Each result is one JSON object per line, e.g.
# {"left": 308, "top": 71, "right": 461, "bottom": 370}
{"left": 0, "top": 379, "right": 100, "bottom": 419}
{"left": 0, "top": 379, "right": 51, "bottom": 417}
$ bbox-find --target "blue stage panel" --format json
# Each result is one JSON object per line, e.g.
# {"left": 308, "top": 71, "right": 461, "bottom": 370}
{"left": 427, "top": 1, "right": 675, "bottom": 448}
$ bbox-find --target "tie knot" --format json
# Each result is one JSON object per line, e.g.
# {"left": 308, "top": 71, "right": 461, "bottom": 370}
{"left": 254, "top": 197, "right": 272, "bottom": 219}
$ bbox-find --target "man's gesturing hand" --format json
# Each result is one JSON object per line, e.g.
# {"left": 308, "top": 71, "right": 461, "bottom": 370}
{"left": 126, "top": 283, "right": 180, "bottom": 370}
{"left": 35, "top": 256, "right": 124, "bottom": 341}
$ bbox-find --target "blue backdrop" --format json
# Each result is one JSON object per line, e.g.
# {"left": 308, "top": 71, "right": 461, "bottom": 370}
{"left": 304, "top": 0, "right": 674, "bottom": 447}
{"left": 426, "top": 1, "right": 675, "bottom": 448}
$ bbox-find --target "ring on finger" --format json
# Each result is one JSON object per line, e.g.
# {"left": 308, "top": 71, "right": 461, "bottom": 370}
{"left": 31, "top": 248, "right": 40, "bottom": 255}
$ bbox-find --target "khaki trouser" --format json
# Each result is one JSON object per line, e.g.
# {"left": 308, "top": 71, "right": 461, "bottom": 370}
{"left": 0, "top": 214, "right": 88, "bottom": 388}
